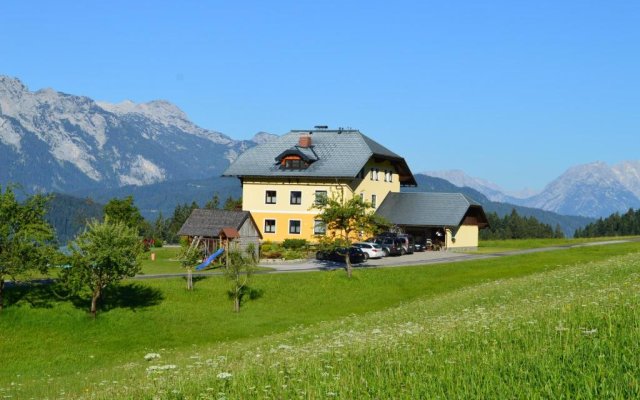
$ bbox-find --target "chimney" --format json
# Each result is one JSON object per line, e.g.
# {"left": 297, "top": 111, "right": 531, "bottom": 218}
{"left": 298, "top": 133, "right": 312, "bottom": 148}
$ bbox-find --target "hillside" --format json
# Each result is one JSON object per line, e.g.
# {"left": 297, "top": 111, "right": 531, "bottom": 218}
{"left": 45, "top": 193, "right": 104, "bottom": 244}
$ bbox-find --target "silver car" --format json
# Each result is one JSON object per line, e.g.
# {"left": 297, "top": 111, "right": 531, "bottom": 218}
{"left": 353, "top": 242, "right": 385, "bottom": 259}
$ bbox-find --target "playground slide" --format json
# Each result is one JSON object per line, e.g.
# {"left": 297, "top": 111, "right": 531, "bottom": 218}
{"left": 195, "top": 248, "right": 225, "bottom": 271}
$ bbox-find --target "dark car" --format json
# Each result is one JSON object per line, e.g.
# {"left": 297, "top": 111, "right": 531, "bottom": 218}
{"left": 374, "top": 237, "right": 404, "bottom": 256}
{"left": 316, "top": 246, "right": 367, "bottom": 263}
{"left": 412, "top": 242, "right": 426, "bottom": 252}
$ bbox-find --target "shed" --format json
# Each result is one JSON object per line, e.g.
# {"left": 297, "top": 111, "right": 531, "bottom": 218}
{"left": 375, "top": 192, "right": 489, "bottom": 250}
{"left": 178, "top": 209, "right": 262, "bottom": 256}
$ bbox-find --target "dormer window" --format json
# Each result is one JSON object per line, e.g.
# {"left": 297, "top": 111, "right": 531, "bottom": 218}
{"left": 281, "top": 156, "right": 307, "bottom": 169}
{"left": 275, "top": 139, "right": 319, "bottom": 170}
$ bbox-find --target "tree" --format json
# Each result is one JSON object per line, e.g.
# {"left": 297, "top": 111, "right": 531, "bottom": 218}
{"left": 204, "top": 194, "right": 221, "bottom": 210}
{"left": 225, "top": 244, "right": 257, "bottom": 312}
{"left": 103, "top": 196, "right": 144, "bottom": 232}
{"left": 178, "top": 238, "right": 203, "bottom": 290}
{"left": 223, "top": 196, "right": 242, "bottom": 211}
{"left": 313, "top": 192, "right": 382, "bottom": 278}
{"left": 59, "top": 220, "right": 143, "bottom": 318}
{"left": 0, "top": 186, "right": 55, "bottom": 311}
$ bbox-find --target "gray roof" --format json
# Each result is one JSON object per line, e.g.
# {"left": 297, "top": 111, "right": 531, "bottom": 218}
{"left": 375, "top": 192, "right": 486, "bottom": 227}
{"left": 223, "top": 129, "right": 417, "bottom": 186}
{"left": 177, "top": 209, "right": 252, "bottom": 237}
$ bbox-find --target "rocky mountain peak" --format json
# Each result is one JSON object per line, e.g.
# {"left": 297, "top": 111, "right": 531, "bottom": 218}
{"left": 0, "top": 75, "right": 276, "bottom": 193}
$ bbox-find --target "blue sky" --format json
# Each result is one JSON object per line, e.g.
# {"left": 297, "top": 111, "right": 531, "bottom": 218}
{"left": 2, "top": 1, "right": 639, "bottom": 192}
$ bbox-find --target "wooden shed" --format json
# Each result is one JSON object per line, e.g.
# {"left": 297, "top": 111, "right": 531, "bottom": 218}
{"left": 177, "top": 209, "right": 262, "bottom": 257}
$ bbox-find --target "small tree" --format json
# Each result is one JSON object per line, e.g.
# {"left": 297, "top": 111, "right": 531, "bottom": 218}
{"left": 0, "top": 186, "right": 55, "bottom": 311}
{"left": 104, "top": 196, "right": 144, "bottom": 232}
{"left": 313, "top": 192, "right": 382, "bottom": 278}
{"left": 224, "top": 244, "right": 257, "bottom": 312}
{"left": 179, "top": 238, "right": 203, "bottom": 290}
{"left": 59, "top": 219, "right": 143, "bottom": 318}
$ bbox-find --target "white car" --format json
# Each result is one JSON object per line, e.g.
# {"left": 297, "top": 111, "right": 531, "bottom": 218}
{"left": 353, "top": 242, "right": 385, "bottom": 259}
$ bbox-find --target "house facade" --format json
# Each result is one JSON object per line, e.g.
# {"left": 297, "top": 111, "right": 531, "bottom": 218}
{"left": 223, "top": 129, "right": 417, "bottom": 241}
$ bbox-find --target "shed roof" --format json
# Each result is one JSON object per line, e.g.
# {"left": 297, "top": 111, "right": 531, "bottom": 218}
{"left": 375, "top": 192, "right": 487, "bottom": 228}
{"left": 177, "top": 209, "right": 253, "bottom": 238}
{"left": 223, "top": 129, "right": 417, "bottom": 186}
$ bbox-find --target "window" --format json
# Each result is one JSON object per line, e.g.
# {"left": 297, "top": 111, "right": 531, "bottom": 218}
{"left": 370, "top": 168, "right": 379, "bottom": 181}
{"left": 289, "top": 220, "right": 301, "bottom": 234}
{"left": 265, "top": 190, "right": 276, "bottom": 204}
{"left": 371, "top": 194, "right": 377, "bottom": 208}
{"left": 314, "top": 220, "right": 326, "bottom": 235}
{"left": 315, "top": 190, "right": 327, "bottom": 205}
{"left": 359, "top": 192, "right": 364, "bottom": 201}
{"left": 290, "top": 191, "right": 302, "bottom": 205}
{"left": 264, "top": 219, "right": 276, "bottom": 233}
{"left": 384, "top": 170, "right": 390, "bottom": 182}
{"left": 388, "top": 171, "right": 393, "bottom": 182}
{"left": 281, "top": 156, "right": 307, "bottom": 169}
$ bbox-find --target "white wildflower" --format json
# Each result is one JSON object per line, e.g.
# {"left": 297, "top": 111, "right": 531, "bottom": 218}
{"left": 144, "top": 353, "right": 161, "bottom": 361}
{"left": 217, "top": 372, "right": 233, "bottom": 380}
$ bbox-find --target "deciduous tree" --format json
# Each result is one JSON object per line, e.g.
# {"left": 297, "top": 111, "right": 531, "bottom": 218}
{"left": 59, "top": 219, "right": 143, "bottom": 318}
{"left": 225, "top": 244, "right": 257, "bottom": 312}
{"left": 0, "top": 186, "right": 55, "bottom": 311}
{"left": 313, "top": 192, "right": 382, "bottom": 278}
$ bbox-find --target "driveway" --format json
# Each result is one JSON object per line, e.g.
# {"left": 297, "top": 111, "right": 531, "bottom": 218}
{"left": 258, "top": 238, "right": 639, "bottom": 273}
{"left": 259, "top": 249, "right": 488, "bottom": 272}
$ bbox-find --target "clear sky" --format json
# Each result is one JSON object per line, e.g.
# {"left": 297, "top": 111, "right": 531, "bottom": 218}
{"left": 2, "top": 1, "right": 639, "bottom": 192}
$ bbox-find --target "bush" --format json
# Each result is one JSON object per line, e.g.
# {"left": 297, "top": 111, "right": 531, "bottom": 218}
{"left": 282, "top": 239, "right": 308, "bottom": 250}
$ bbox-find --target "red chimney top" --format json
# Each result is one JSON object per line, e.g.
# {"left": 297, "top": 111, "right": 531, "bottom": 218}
{"left": 298, "top": 134, "right": 312, "bottom": 148}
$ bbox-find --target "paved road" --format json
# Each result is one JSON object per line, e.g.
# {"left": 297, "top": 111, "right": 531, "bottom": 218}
{"left": 134, "top": 238, "right": 639, "bottom": 279}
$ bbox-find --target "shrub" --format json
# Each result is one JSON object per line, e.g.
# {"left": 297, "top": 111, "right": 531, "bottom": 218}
{"left": 282, "top": 239, "right": 308, "bottom": 250}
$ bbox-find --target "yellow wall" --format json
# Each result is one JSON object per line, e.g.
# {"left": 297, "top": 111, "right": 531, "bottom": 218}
{"left": 446, "top": 225, "right": 479, "bottom": 249}
{"left": 351, "top": 159, "right": 400, "bottom": 209}
{"left": 241, "top": 158, "right": 400, "bottom": 242}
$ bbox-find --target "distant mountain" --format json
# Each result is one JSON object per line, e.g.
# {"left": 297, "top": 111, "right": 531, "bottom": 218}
{"left": 521, "top": 162, "right": 640, "bottom": 218}
{"left": 406, "top": 174, "right": 593, "bottom": 236}
{"left": 425, "top": 162, "right": 640, "bottom": 218}
{"left": 72, "top": 176, "right": 242, "bottom": 219}
{"left": 45, "top": 193, "right": 104, "bottom": 244}
{"left": 0, "top": 75, "right": 276, "bottom": 193}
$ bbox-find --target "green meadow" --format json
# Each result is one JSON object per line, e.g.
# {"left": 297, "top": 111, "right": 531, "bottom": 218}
{"left": 1, "top": 241, "right": 639, "bottom": 399}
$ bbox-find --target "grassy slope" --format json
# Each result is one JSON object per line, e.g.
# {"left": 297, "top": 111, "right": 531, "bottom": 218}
{"left": 1, "top": 242, "right": 639, "bottom": 398}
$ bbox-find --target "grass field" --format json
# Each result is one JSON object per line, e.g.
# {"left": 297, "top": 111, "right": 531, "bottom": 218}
{"left": 1, "top": 241, "right": 639, "bottom": 398}
{"left": 474, "top": 236, "right": 640, "bottom": 253}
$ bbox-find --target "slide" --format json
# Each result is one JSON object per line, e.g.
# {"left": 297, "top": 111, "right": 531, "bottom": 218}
{"left": 195, "top": 248, "right": 225, "bottom": 271}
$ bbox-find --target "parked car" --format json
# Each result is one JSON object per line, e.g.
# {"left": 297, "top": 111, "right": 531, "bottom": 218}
{"left": 353, "top": 242, "right": 385, "bottom": 259}
{"left": 412, "top": 242, "right": 426, "bottom": 252}
{"left": 316, "top": 247, "right": 367, "bottom": 263}
{"left": 375, "top": 232, "right": 414, "bottom": 255}
{"left": 374, "top": 237, "right": 404, "bottom": 256}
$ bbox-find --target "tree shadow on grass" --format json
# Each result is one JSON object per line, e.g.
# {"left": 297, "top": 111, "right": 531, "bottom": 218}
{"left": 68, "top": 282, "right": 165, "bottom": 314}
{"left": 5, "top": 280, "right": 64, "bottom": 309}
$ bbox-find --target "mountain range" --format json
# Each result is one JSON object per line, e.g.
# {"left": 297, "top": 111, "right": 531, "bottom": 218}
{"left": 2, "top": 74, "right": 638, "bottom": 237}
{"left": 426, "top": 161, "right": 640, "bottom": 219}
{"left": 0, "top": 75, "right": 275, "bottom": 193}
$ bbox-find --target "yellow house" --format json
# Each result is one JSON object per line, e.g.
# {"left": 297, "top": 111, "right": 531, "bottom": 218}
{"left": 223, "top": 128, "right": 417, "bottom": 241}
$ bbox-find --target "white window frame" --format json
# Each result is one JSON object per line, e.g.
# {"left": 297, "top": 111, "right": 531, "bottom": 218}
{"left": 264, "top": 219, "right": 276, "bottom": 233}
{"left": 314, "top": 220, "right": 326, "bottom": 235}
{"left": 289, "top": 219, "right": 301, "bottom": 235}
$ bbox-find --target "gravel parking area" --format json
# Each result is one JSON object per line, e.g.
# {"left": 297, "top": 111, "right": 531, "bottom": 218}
{"left": 259, "top": 250, "right": 481, "bottom": 272}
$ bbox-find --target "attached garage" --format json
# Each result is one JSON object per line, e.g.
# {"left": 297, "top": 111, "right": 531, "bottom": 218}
{"left": 375, "top": 192, "right": 489, "bottom": 250}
